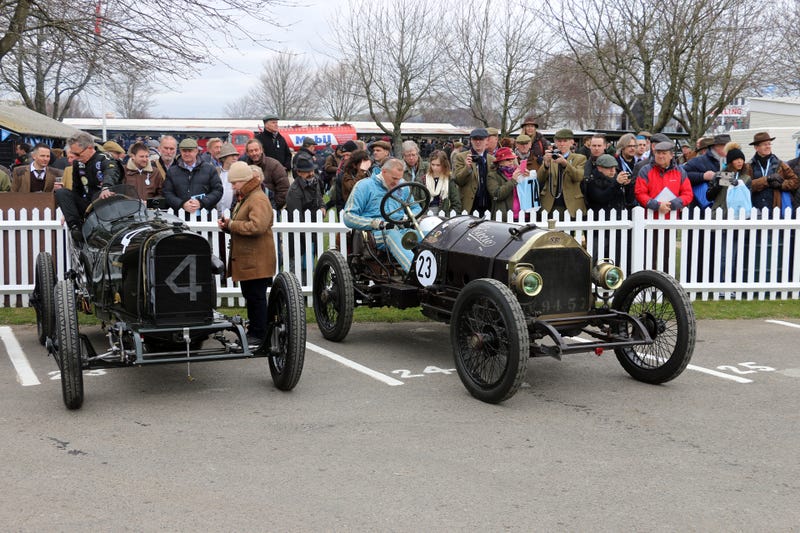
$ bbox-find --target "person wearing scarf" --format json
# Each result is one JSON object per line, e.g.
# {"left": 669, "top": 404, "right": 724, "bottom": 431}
{"left": 416, "top": 150, "right": 461, "bottom": 214}
{"left": 487, "top": 147, "right": 523, "bottom": 220}
{"left": 217, "top": 161, "right": 275, "bottom": 347}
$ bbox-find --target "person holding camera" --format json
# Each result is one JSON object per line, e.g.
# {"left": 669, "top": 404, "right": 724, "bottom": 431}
{"left": 537, "top": 128, "right": 587, "bottom": 218}
{"left": 585, "top": 154, "right": 635, "bottom": 215}
{"left": 453, "top": 128, "right": 495, "bottom": 214}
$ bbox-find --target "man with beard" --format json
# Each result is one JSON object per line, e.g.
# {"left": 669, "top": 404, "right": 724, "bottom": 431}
{"left": 243, "top": 138, "right": 289, "bottom": 209}
{"left": 122, "top": 141, "right": 164, "bottom": 199}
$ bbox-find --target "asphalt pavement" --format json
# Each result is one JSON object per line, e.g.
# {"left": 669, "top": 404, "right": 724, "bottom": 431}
{"left": 1, "top": 319, "right": 798, "bottom": 531}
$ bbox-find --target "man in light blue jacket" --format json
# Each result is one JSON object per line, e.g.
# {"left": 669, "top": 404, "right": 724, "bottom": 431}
{"left": 342, "top": 158, "right": 420, "bottom": 272}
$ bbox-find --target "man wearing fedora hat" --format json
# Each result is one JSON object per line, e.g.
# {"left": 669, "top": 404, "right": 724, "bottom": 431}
{"left": 254, "top": 113, "right": 292, "bottom": 171}
{"left": 748, "top": 131, "right": 798, "bottom": 214}
{"left": 683, "top": 133, "right": 731, "bottom": 210}
{"left": 520, "top": 115, "right": 549, "bottom": 171}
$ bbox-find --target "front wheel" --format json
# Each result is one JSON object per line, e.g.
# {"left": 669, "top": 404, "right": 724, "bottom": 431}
{"left": 612, "top": 270, "right": 695, "bottom": 384}
{"left": 54, "top": 280, "right": 84, "bottom": 409}
{"left": 34, "top": 252, "right": 56, "bottom": 346}
{"left": 451, "top": 278, "right": 529, "bottom": 404}
{"left": 266, "top": 272, "right": 306, "bottom": 391}
{"left": 312, "top": 250, "right": 354, "bottom": 341}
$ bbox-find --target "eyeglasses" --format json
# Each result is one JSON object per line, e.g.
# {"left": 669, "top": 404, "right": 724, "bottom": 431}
{"left": 70, "top": 146, "right": 89, "bottom": 157}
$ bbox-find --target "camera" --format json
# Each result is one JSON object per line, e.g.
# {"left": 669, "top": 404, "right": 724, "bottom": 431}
{"left": 550, "top": 148, "right": 561, "bottom": 158}
{"left": 713, "top": 171, "right": 737, "bottom": 187}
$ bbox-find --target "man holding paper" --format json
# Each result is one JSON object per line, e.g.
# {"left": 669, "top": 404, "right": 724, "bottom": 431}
{"left": 635, "top": 140, "right": 693, "bottom": 218}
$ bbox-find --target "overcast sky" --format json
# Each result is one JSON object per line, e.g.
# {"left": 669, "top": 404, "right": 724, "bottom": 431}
{"left": 149, "top": 1, "right": 336, "bottom": 118}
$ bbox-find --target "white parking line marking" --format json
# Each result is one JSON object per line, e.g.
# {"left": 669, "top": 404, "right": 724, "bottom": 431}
{"left": 0, "top": 326, "right": 41, "bottom": 386}
{"left": 306, "top": 342, "right": 404, "bottom": 386}
{"left": 686, "top": 364, "right": 753, "bottom": 384}
{"left": 766, "top": 319, "right": 800, "bottom": 330}
{"left": 568, "top": 336, "right": 752, "bottom": 383}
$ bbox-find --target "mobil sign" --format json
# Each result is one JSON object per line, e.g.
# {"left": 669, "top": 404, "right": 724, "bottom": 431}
{"left": 283, "top": 125, "right": 357, "bottom": 151}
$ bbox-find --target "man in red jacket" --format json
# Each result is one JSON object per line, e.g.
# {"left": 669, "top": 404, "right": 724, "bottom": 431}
{"left": 635, "top": 140, "right": 693, "bottom": 219}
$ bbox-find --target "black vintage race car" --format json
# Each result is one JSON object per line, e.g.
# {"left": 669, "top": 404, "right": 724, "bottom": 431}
{"left": 31, "top": 185, "right": 305, "bottom": 409}
{"left": 313, "top": 182, "right": 696, "bottom": 404}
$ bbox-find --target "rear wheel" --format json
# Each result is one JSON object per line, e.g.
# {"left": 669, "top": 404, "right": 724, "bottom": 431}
{"left": 266, "top": 272, "right": 306, "bottom": 391}
{"left": 34, "top": 252, "right": 56, "bottom": 346}
{"left": 612, "top": 270, "right": 695, "bottom": 384}
{"left": 451, "top": 278, "right": 529, "bottom": 404}
{"left": 54, "top": 280, "right": 84, "bottom": 409}
{"left": 313, "top": 250, "right": 354, "bottom": 341}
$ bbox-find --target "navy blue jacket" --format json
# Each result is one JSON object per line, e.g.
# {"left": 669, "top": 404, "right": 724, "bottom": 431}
{"left": 163, "top": 159, "right": 223, "bottom": 211}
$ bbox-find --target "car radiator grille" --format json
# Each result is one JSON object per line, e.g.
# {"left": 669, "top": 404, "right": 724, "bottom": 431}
{"left": 528, "top": 247, "right": 591, "bottom": 316}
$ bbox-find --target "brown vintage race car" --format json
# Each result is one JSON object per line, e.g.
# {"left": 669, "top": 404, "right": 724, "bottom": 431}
{"left": 313, "top": 182, "right": 696, "bottom": 404}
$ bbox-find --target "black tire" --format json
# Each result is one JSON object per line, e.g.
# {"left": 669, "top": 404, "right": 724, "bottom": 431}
{"left": 312, "top": 250, "right": 354, "bottom": 341}
{"left": 54, "top": 280, "right": 84, "bottom": 410}
{"left": 611, "top": 270, "right": 696, "bottom": 384}
{"left": 451, "top": 278, "right": 529, "bottom": 404}
{"left": 266, "top": 272, "right": 306, "bottom": 391}
{"left": 34, "top": 252, "right": 56, "bottom": 346}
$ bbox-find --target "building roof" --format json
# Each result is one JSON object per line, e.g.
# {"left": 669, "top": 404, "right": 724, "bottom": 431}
{"left": 0, "top": 101, "right": 84, "bottom": 139}
{"left": 62, "top": 117, "right": 471, "bottom": 137}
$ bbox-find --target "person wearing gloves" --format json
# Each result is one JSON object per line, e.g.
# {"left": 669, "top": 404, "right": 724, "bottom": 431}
{"left": 217, "top": 161, "right": 275, "bottom": 348}
{"left": 342, "top": 158, "right": 421, "bottom": 272}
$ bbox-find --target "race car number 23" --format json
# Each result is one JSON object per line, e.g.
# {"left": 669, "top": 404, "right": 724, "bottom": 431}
{"left": 415, "top": 250, "right": 437, "bottom": 287}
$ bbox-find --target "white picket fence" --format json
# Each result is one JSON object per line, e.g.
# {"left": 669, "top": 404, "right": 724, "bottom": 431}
{"left": 1, "top": 206, "right": 798, "bottom": 308}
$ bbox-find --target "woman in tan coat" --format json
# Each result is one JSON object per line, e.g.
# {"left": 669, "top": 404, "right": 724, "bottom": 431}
{"left": 217, "top": 161, "right": 276, "bottom": 346}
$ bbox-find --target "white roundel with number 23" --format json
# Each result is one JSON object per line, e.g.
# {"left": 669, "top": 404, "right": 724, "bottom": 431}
{"left": 415, "top": 250, "right": 437, "bottom": 287}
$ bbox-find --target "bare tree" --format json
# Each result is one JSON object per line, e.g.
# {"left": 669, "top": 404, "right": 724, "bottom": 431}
{"left": 549, "top": 0, "right": 762, "bottom": 133}
{"left": 245, "top": 51, "right": 316, "bottom": 119}
{"left": 670, "top": 2, "right": 779, "bottom": 139}
{"left": 333, "top": 0, "right": 439, "bottom": 150}
{"left": 223, "top": 94, "right": 257, "bottom": 119}
{"left": 313, "top": 61, "right": 365, "bottom": 122}
{"left": 108, "top": 70, "right": 156, "bottom": 119}
{"left": 0, "top": 7, "right": 96, "bottom": 120}
{"left": 442, "top": 0, "right": 548, "bottom": 136}
{"left": 0, "top": 0, "right": 289, "bottom": 116}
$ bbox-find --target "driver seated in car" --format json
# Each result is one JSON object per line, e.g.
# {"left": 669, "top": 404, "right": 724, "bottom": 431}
{"left": 342, "top": 158, "right": 422, "bottom": 272}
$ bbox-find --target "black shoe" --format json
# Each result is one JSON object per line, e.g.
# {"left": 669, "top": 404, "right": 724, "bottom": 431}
{"left": 69, "top": 225, "right": 84, "bottom": 244}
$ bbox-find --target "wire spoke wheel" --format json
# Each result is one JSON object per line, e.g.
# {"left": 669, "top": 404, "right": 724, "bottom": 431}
{"left": 313, "top": 250, "right": 354, "bottom": 341}
{"left": 451, "top": 279, "right": 528, "bottom": 404}
{"left": 612, "top": 270, "right": 695, "bottom": 384}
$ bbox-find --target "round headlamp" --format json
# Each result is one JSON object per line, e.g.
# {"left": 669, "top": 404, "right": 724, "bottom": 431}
{"left": 513, "top": 267, "right": 543, "bottom": 297}
{"left": 593, "top": 263, "right": 624, "bottom": 290}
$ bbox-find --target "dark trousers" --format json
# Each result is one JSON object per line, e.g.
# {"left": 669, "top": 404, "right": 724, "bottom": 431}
{"left": 240, "top": 277, "right": 272, "bottom": 339}
{"left": 55, "top": 188, "right": 90, "bottom": 228}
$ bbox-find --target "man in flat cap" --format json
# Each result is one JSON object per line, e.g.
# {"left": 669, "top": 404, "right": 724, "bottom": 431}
{"left": 453, "top": 128, "right": 495, "bottom": 213}
{"left": 537, "top": 128, "right": 587, "bottom": 218}
{"left": 486, "top": 127, "right": 500, "bottom": 156}
{"left": 254, "top": 113, "right": 292, "bottom": 171}
{"left": 634, "top": 140, "right": 692, "bottom": 219}
{"left": 369, "top": 140, "right": 392, "bottom": 177}
{"left": 163, "top": 137, "right": 223, "bottom": 215}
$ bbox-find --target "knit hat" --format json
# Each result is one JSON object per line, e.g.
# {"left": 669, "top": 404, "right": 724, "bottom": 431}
{"left": 228, "top": 161, "right": 252, "bottom": 182}
{"left": 726, "top": 148, "right": 745, "bottom": 165}
{"left": 302, "top": 136, "right": 317, "bottom": 147}
{"left": 340, "top": 140, "right": 359, "bottom": 153}
{"left": 295, "top": 157, "right": 315, "bottom": 172}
